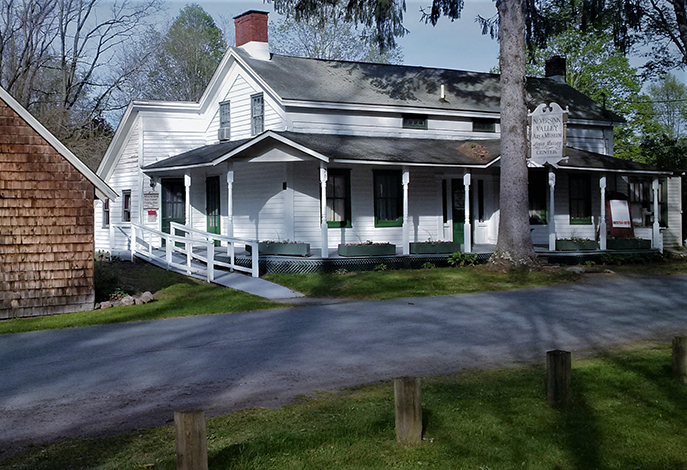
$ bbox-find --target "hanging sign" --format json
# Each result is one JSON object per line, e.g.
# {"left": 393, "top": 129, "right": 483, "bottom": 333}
{"left": 143, "top": 192, "right": 159, "bottom": 210}
{"left": 529, "top": 102, "right": 568, "bottom": 163}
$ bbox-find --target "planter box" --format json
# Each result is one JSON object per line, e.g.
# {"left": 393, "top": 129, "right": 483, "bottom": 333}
{"left": 556, "top": 240, "right": 598, "bottom": 251}
{"left": 338, "top": 244, "right": 396, "bottom": 257}
{"left": 409, "top": 242, "right": 461, "bottom": 254}
{"left": 246, "top": 242, "right": 310, "bottom": 256}
{"left": 607, "top": 238, "right": 651, "bottom": 250}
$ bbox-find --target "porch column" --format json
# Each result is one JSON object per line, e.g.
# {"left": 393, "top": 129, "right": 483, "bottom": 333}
{"left": 402, "top": 167, "right": 410, "bottom": 255}
{"left": 226, "top": 163, "right": 234, "bottom": 237}
{"left": 548, "top": 169, "right": 556, "bottom": 251}
{"left": 184, "top": 172, "right": 191, "bottom": 227}
{"left": 463, "top": 172, "right": 472, "bottom": 253}
{"left": 320, "top": 163, "right": 329, "bottom": 258}
{"left": 653, "top": 178, "right": 660, "bottom": 250}
{"left": 599, "top": 176, "right": 607, "bottom": 250}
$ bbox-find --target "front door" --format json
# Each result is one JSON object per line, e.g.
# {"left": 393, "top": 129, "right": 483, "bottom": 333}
{"left": 451, "top": 179, "right": 465, "bottom": 244}
{"left": 206, "top": 176, "right": 221, "bottom": 244}
{"left": 161, "top": 178, "right": 185, "bottom": 235}
{"left": 472, "top": 175, "right": 499, "bottom": 245}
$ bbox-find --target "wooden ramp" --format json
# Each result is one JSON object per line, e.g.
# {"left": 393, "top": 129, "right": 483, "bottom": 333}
{"left": 127, "top": 222, "right": 304, "bottom": 300}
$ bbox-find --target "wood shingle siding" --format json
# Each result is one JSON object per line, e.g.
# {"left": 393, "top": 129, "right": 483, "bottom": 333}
{"left": 0, "top": 100, "right": 97, "bottom": 319}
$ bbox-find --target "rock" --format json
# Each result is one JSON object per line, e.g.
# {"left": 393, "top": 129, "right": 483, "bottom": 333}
{"left": 140, "top": 291, "right": 155, "bottom": 303}
{"left": 565, "top": 266, "right": 585, "bottom": 274}
{"left": 120, "top": 296, "right": 135, "bottom": 306}
{"left": 94, "top": 303, "right": 101, "bottom": 310}
{"left": 134, "top": 297, "right": 145, "bottom": 305}
{"left": 100, "top": 301, "right": 113, "bottom": 309}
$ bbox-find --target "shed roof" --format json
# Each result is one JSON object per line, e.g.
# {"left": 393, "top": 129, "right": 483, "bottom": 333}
{"left": 234, "top": 48, "right": 624, "bottom": 124}
{"left": 143, "top": 130, "right": 665, "bottom": 176}
{"left": 0, "top": 87, "right": 117, "bottom": 200}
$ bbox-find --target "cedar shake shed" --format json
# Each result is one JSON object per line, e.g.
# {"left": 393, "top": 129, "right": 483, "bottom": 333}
{"left": 0, "top": 87, "right": 116, "bottom": 319}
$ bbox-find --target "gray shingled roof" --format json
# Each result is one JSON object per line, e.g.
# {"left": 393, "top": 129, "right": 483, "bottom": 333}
{"left": 143, "top": 131, "right": 666, "bottom": 175}
{"left": 235, "top": 48, "right": 624, "bottom": 123}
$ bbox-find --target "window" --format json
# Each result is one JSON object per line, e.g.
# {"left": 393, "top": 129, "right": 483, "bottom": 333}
{"left": 218, "top": 101, "right": 230, "bottom": 140}
{"left": 629, "top": 179, "right": 667, "bottom": 227}
{"left": 122, "top": 190, "right": 132, "bottom": 223}
{"left": 251, "top": 93, "right": 264, "bottom": 135}
{"left": 374, "top": 170, "right": 403, "bottom": 227}
{"left": 569, "top": 174, "right": 591, "bottom": 224}
{"left": 473, "top": 118, "right": 497, "bottom": 133}
{"left": 102, "top": 199, "right": 110, "bottom": 228}
{"left": 326, "top": 169, "right": 351, "bottom": 228}
{"left": 402, "top": 114, "right": 427, "bottom": 129}
{"left": 529, "top": 171, "right": 547, "bottom": 225}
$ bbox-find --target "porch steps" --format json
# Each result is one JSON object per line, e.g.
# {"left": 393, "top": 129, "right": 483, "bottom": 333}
{"left": 134, "top": 249, "right": 304, "bottom": 300}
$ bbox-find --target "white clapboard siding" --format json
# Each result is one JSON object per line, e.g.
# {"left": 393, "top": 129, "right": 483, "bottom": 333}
{"left": 96, "top": 121, "right": 141, "bottom": 253}
{"left": 206, "top": 73, "right": 285, "bottom": 142}
{"left": 567, "top": 126, "right": 611, "bottom": 154}
{"left": 665, "top": 176, "right": 683, "bottom": 248}
{"left": 232, "top": 162, "right": 286, "bottom": 241}
{"left": 292, "top": 162, "right": 323, "bottom": 247}
{"left": 407, "top": 168, "right": 444, "bottom": 242}
{"left": 288, "top": 110, "right": 483, "bottom": 140}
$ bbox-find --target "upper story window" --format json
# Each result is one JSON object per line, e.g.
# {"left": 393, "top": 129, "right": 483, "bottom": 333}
{"left": 102, "top": 199, "right": 110, "bottom": 228}
{"left": 218, "top": 101, "right": 230, "bottom": 141}
{"left": 251, "top": 93, "right": 264, "bottom": 135}
{"left": 122, "top": 190, "right": 132, "bottom": 223}
{"left": 473, "top": 118, "right": 498, "bottom": 133}
{"left": 402, "top": 114, "right": 428, "bottom": 130}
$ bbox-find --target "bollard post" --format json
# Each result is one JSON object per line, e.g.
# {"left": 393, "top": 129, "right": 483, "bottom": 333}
{"left": 394, "top": 377, "right": 422, "bottom": 446}
{"left": 673, "top": 337, "right": 687, "bottom": 385}
{"left": 175, "top": 411, "right": 208, "bottom": 470}
{"left": 546, "top": 350, "right": 572, "bottom": 409}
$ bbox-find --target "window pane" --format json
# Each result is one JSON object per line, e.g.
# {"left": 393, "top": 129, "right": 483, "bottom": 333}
{"left": 220, "top": 101, "right": 230, "bottom": 128}
{"left": 251, "top": 94, "right": 264, "bottom": 135}
{"left": 374, "top": 171, "right": 402, "bottom": 225}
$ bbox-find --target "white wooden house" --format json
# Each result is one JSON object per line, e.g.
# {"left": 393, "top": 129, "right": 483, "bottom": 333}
{"left": 96, "top": 10, "right": 681, "bottom": 265}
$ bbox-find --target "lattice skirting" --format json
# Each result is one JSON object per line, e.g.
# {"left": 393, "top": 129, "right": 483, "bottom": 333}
{"left": 229, "top": 253, "right": 493, "bottom": 275}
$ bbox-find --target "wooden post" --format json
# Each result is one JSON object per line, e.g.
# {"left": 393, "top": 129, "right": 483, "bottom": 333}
{"left": 175, "top": 411, "right": 208, "bottom": 470}
{"left": 673, "top": 337, "right": 687, "bottom": 385}
{"left": 546, "top": 350, "right": 572, "bottom": 409}
{"left": 394, "top": 377, "right": 422, "bottom": 446}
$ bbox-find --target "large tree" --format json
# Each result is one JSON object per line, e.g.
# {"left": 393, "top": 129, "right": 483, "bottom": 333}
{"left": 271, "top": 5, "right": 403, "bottom": 63}
{"left": 0, "top": 0, "right": 161, "bottom": 167}
{"left": 145, "top": 3, "right": 226, "bottom": 102}
{"left": 647, "top": 73, "right": 687, "bottom": 138}
{"left": 273, "top": 0, "right": 538, "bottom": 268}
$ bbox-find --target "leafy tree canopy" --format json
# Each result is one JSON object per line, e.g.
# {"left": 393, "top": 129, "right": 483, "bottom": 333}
{"left": 270, "top": 5, "right": 403, "bottom": 63}
{"left": 147, "top": 3, "right": 227, "bottom": 101}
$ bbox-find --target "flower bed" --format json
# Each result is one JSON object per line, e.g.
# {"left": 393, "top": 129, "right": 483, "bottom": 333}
{"left": 246, "top": 242, "right": 310, "bottom": 257}
{"left": 556, "top": 239, "right": 598, "bottom": 251}
{"left": 607, "top": 238, "right": 651, "bottom": 250}
{"left": 337, "top": 242, "right": 396, "bottom": 257}
{"left": 409, "top": 241, "right": 461, "bottom": 254}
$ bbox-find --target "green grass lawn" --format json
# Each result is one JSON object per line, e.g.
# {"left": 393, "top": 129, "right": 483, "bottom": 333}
{"left": 3, "top": 343, "right": 686, "bottom": 469}
{"left": 264, "top": 265, "right": 582, "bottom": 300}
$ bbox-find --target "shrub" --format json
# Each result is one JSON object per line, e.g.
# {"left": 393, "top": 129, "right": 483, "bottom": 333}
{"left": 422, "top": 262, "right": 436, "bottom": 269}
{"left": 447, "top": 251, "right": 477, "bottom": 267}
{"left": 373, "top": 263, "right": 388, "bottom": 272}
{"left": 94, "top": 260, "right": 122, "bottom": 302}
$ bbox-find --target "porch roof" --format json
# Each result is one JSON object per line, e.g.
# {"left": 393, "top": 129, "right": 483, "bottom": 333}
{"left": 142, "top": 131, "right": 502, "bottom": 173}
{"left": 142, "top": 130, "right": 668, "bottom": 176}
{"left": 555, "top": 147, "right": 672, "bottom": 175}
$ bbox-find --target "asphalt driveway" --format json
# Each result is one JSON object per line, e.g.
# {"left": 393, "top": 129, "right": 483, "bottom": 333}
{"left": 2, "top": 273, "right": 687, "bottom": 454}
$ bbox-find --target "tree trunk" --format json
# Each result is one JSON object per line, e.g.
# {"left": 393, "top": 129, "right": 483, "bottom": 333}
{"left": 491, "top": 0, "right": 537, "bottom": 270}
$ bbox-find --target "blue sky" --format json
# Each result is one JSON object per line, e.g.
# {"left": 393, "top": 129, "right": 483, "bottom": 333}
{"left": 163, "top": 0, "right": 501, "bottom": 72}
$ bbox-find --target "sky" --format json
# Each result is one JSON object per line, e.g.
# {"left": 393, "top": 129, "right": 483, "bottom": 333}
{"left": 163, "top": 0, "right": 685, "bottom": 84}
{"left": 164, "top": 0, "right": 502, "bottom": 72}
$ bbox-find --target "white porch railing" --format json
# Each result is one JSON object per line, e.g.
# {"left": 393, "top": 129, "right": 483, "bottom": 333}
{"left": 128, "top": 222, "right": 259, "bottom": 279}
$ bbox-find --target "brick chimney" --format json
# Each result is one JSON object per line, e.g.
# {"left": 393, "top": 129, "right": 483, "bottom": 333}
{"left": 545, "top": 56, "right": 566, "bottom": 84}
{"left": 234, "top": 11, "right": 270, "bottom": 60}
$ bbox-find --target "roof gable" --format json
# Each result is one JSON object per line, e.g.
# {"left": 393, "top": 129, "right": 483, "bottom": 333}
{"left": 0, "top": 87, "right": 116, "bottom": 200}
